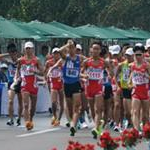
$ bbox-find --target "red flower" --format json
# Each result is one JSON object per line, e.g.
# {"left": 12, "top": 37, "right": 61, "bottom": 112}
{"left": 51, "top": 148, "right": 57, "bottom": 150}
{"left": 66, "top": 141, "right": 95, "bottom": 150}
{"left": 121, "top": 128, "right": 140, "bottom": 148}
{"left": 143, "top": 122, "right": 150, "bottom": 140}
{"left": 98, "top": 131, "right": 119, "bottom": 150}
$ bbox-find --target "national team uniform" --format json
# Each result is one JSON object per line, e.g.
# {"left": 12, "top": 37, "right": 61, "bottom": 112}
{"left": 47, "top": 59, "right": 63, "bottom": 91}
{"left": 63, "top": 55, "right": 82, "bottom": 98}
{"left": 7, "top": 62, "right": 21, "bottom": 93}
{"left": 131, "top": 62, "right": 149, "bottom": 100}
{"left": 120, "top": 60, "right": 132, "bottom": 99}
{"left": 20, "top": 56, "right": 38, "bottom": 95}
{"left": 84, "top": 57, "right": 104, "bottom": 99}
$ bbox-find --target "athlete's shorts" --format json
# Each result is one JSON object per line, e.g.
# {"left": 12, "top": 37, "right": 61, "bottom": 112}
{"left": 85, "top": 81, "right": 103, "bottom": 99}
{"left": 122, "top": 88, "right": 132, "bottom": 99}
{"left": 104, "top": 85, "right": 113, "bottom": 100}
{"left": 64, "top": 81, "right": 82, "bottom": 98}
{"left": 9, "top": 81, "right": 21, "bottom": 93}
{"left": 50, "top": 80, "right": 63, "bottom": 91}
{"left": 21, "top": 84, "right": 38, "bottom": 95}
{"left": 132, "top": 84, "right": 149, "bottom": 100}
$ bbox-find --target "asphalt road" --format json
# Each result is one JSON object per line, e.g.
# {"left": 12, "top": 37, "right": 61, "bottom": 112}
{"left": 0, "top": 113, "right": 149, "bottom": 150}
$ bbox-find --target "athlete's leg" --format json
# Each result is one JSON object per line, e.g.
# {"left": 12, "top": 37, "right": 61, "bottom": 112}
{"left": 51, "top": 90, "right": 58, "bottom": 120}
{"left": 8, "top": 90, "right": 15, "bottom": 119}
{"left": 132, "top": 99, "right": 141, "bottom": 130}
{"left": 57, "top": 89, "right": 64, "bottom": 121}
{"left": 71, "top": 93, "right": 82, "bottom": 127}
{"left": 17, "top": 93, "right": 23, "bottom": 119}
{"left": 22, "top": 92, "right": 30, "bottom": 122}
{"left": 94, "top": 94, "right": 104, "bottom": 130}
{"left": 30, "top": 94, "right": 37, "bottom": 122}
{"left": 141, "top": 100, "right": 149, "bottom": 125}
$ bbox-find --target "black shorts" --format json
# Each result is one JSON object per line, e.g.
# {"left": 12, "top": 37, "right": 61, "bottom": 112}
{"left": 9, "top": 81, "right": 21, "bottom": 93}
{"left": 64, "top": 81, "right": 82, "bottom": 98}
{"left": 104, "top": 85, "right": 113, "bottom": 100}
{"left": 122, "top": 89, "right": 131, "bottom": 99}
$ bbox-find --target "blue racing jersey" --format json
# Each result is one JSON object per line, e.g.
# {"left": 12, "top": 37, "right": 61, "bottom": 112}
{"left": 62, "top": 55, "right": 80, "bottom": 84}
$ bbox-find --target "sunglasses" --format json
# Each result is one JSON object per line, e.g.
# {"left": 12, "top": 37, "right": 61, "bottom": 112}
{"left": 26, "top": 47, "right": 32, "bottom": 49}
{"left": 135, "top": 53, "right": 142, "bottom": 56}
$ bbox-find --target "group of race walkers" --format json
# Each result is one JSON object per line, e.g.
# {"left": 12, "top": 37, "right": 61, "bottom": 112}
{"left": 1, "top": 38, "right": 150, "bottom": 139}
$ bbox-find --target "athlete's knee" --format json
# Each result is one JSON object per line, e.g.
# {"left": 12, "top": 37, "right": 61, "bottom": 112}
{"left": 132, "top": 108, "right": 139, "bottom": 116}
{"left": 24, "top": 103, "right": 29, "bottom": 110}
{"left": 8, "top": 99, "right": 13, "bottom": 106}
{"left": 114, "top": 101, "right": 120, "bottom": 108}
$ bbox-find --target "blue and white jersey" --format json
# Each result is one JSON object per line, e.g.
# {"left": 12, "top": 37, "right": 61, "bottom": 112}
{"left": 63, "top": 55, "right": 80, "bottom": 84}
{"left": 7, "top": 62, "right": 17, "bottom": 83}
{"left": 103, "top": 69, "right": 111, "bottom": 86}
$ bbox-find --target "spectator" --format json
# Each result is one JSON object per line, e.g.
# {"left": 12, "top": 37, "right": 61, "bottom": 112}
{"left": 0, "top": 63, "right": 8, "bottom": 83}
{"left": 38, "top": 45, "right": 49, "bottom": 65}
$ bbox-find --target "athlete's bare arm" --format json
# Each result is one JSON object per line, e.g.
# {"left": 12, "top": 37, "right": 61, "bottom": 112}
{"left": 14, "top": 58, "right": 21, "bottom": 82}
{"left": 47, "top": 59, "right": 63, "bottom": 77}
{"left": 0, "top": 53, "right": 9, "bottom": 59}
{"left": 59, "top": 40, "right": 72, "bottom": 59}
{"left": 146, "top": 63, "right": 150, "bottom": 76}
{"left": 104, "top": 60, "right": 114, "bottom": 78}
{"left": 114, "top": 62, "right": 122, "bottom": 87}
{"left": 80, "top": 59, "right": 88, "bottom": 79}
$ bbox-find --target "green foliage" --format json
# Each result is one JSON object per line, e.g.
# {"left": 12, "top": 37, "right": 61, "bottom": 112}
{"left": 0, "top": 0, "right": 149, "bottom": 30}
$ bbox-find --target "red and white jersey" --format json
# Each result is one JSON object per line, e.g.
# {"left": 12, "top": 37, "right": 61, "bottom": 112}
{"left": 47, "top": 59, "right": 63, "bottom": 84}
{"left": 85, "top": 57, "right": 104, "bottom": 84}
{"left": 131, "top": 62, "right": 149, "bottom": 86}
{"left": 20, "top": 56, "right": 38, "bottom": 87}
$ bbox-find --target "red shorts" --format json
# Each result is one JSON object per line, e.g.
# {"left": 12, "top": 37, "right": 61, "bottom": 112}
{"left": 132, "top": 84, "right": 149, "bottom": 100}
{"left": 50, "top": 79, "right": 63, "bottom": 91}
{"left": 21, "top": 84, "right": 38, "bottom": 95}
{"left": 85, "top": 80, "right": 103, "bottom": 99}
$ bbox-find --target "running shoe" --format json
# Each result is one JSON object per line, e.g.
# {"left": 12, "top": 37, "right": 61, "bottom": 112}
{"left": 108, "top": 120, "right": 114, "bottom": 128}
{"left": 6, "top": 119, "right": 14, "bottom": 126}
{"left": 25, "top": 121, "right": 34, "bottom": 130}
{"left": 80, "top": 122, "right": 88, "bottom": 129}
{"left": 16, "top": 118, "right": 21, "bottom": 126}
{"left": 53, "top": 120, "right": 60, "bottom": 126}
{"left": 113, "top": 125, "right": 122, "bottom": 133}
{"left": 122, "top": 119, "right": 129, "bottom": 129}
{"left": 70, "top": 127, "right": 76, "bottom": 136}
{"left": 65, "top": 122, "right": 70, "bottom": 127}
{"left": 91, "top": 128, "right": 100, "bottom": 139}
{"left": 51, "top": 116, "right": 57, "bottom": 125}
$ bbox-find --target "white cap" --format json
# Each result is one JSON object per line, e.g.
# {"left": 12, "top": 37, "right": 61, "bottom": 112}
{"left": 125, "top": 47, "right": 134, "bottom": 55}
{"left": 135, "top": 43, "right": 143, "bottom": 47}
{"left": 52, "top": 47, "right": 60, "bottom": 53}
{"left": 0, "top": 63, "right": 8, "bottom": 68}
{"left": 110, "top": 45, "right": 121, "bottom": 55}
{"left": 146, "top": 39, "right": 150, "bottom": 49}
{"left": 24, "top": 41, "right": 34, "bottom": 49}
{"left": 76, "top": 44, "right": 82, "bottom": 50}
{"left": 108, "top": 45, "right": 114, "bottom": 53}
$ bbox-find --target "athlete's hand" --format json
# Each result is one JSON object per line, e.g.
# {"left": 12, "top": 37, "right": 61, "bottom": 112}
{"left": 67, "top": 39, "right": 74, "bottom": 46}
{"left": 81, "top": 74, "right": 89, "bottom": 79}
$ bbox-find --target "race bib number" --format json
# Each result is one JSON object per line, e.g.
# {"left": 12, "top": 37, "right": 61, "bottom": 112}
{"left": 87, "top": 68, "right": 103, "bottom": 80}
{"left": 66, "top": 68, "right": 79, "bottom": 78}
{"left": 132, "top": 72, "right": 149, "bottom": 84}
{"left": 21, "top": 65, "right": 36, "bottom": 76}
{"left": 122, "top": 68, "right": 130, "bottom": 81}
{"left": 50, "top": 68, "right": 62, "bottom": 78}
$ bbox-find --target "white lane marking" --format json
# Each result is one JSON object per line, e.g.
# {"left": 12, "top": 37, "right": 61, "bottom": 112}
{"left": 16, "top": 128, "right": 61, "bottom": 138}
